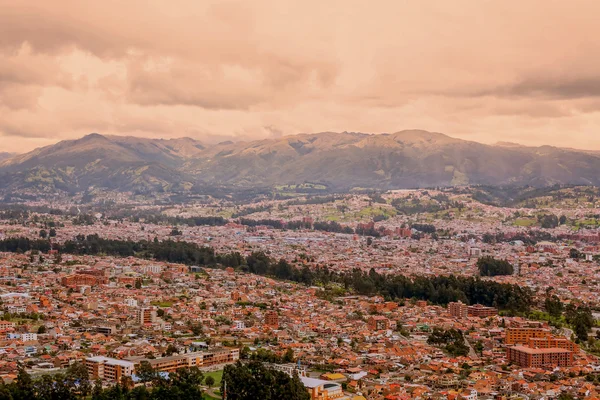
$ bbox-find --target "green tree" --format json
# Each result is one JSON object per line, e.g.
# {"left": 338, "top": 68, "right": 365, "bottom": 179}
{"left": 222, "top": 361, "right": 309, "bottom": 400}
{"left": 544, "top": 295, "right": 564, "bottom": 318}
{"left": 205, "top": 376, "right": 215, "bottom": 388}
{"left": 136, "top": 360, "right": 157, "bottom": 384}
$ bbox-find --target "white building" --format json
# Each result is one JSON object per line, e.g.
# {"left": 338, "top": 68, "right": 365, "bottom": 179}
{"left": 124, "top": 298, "right": 138, "bottom": 307}
{"left": 21, "top": 333, "right": 38, "bottom": 342}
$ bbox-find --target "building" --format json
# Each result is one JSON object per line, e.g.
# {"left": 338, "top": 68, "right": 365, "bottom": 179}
{"left": 367, "top": 316, "right": 389, "bottom": 331}
{"left": 21, "top": 333, "right": 37, "bottom": 342}
{"left": 136, "top": 348, "right": 239, "bottom": 373}
{"left": 507, "top": 346, "right": 573, "bottom": 368}
{"left": 300, "top": 376, "right": 345, "bottom": 400}
{"left": 124, "top": 298, "right": 138, "bottom": 307}
{"left": 137, "top": 307, "right": 157, "bottom": 325}
{"left": 467, "top": 304, "right": 498, "bottom": 318}
{"left": 86, "top": 356, "right": 135, "bottom": 382}
{"left": 61, "top": 274, "right": 108, "bottom": 287}
{"left": 527, "top": 336, "right": 579, "bottom": 352}
{"left": 448, "top": 301, "right": 468, "bottom": 318}
{"left": 265, "top": 311, "right": 279, "bottom": 328}
{"left": 468, "top": 247, "right": 482, "bottom": 257}
{"left": 505, "top": 327, "right": 551, "bottom": 345}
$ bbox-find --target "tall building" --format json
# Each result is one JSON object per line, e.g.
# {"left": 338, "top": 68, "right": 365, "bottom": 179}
{"left": 367, "top": 316, "right": 389, "bottom": 331}
{"left": 527, "top": 336, "right": 579, "bottom": 352}
{"left": 448, "top": 301, "right": 468, "bottom": 318}
{"left": 137, "top": 307, "right": 157, "bottom": 325}
{"left": 265, "top": 311, "right": 279, "bottom": 328}
{"left": 86, "top": 356, "right": 135, "bottom": 383}
{"left": 467, "top": 304, "right": 498, "bottom": 318}
{"left": 507, "top": 346, "right": 573, "bottom": 368}
{"left": 505, "top": 327, "right": 550, "bottom": 345}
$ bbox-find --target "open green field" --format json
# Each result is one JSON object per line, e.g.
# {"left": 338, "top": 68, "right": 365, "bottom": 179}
{"left": 150, "top": 301, "right": 173, "bottom": 307}
{"left": 204, "top": 370, "right": 223, "bottom": 387}
{"left": 513, "top": 218, "right": 537, "bottom": 227}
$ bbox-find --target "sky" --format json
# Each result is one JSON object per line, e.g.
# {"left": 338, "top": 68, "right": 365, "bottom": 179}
{"left": 1, "top": 1, "right": 600, "bottom": 153}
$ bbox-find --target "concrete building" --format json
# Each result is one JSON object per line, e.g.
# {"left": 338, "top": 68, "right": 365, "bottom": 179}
{"left": 507, "top": 346, "right": 573, "bottom": 368}
{"left": 137, "top": 307, "right": 157, "bottom": 325}
{"left": 505, "top": 327, "right": 551, "bottom": 345}
{"left": 134, "top": 348, "right": 240, "bottom": 373}
{"left": 448, "top": 301, "right": 468, "bottom": 318}
{"left": 265, "top": 311, "right": 279, "bottom": 328}
{"left": 86, "top": 356, "right": 136, "bottom": 383}
{"left": 467, "top": 304, "right": 498, "bottom": 318}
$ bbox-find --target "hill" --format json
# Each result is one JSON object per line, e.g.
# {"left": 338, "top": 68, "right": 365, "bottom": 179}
{"left": 2, "top": 130, "right": 600, "bottom": 193}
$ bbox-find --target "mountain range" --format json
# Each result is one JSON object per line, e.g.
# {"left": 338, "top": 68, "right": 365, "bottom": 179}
{"left": 1, "top": 130, "right": 600, "bottom": 194}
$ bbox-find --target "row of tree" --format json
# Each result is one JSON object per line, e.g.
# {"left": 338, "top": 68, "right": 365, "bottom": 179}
{"left": 0, "top": 236, "right": 533, "bottom": 311}
{"left": 0, "top": 360, "right": 308, "bottom": 400}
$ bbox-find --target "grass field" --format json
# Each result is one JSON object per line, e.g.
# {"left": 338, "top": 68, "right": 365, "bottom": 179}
{"left": 204, "top": 370, "right": 223, "bottom": 387}
{"left": 513, "top": 218, "right": 537, "bottom": 227}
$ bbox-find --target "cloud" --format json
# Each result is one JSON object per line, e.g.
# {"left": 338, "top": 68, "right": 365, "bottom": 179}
{"left": 1, "top": 0, "right": 600, "bottom": 153}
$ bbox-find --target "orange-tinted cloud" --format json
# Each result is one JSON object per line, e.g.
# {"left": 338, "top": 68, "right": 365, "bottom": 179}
{"left": 1, "top": 0, "right": 600, "bottom": 153}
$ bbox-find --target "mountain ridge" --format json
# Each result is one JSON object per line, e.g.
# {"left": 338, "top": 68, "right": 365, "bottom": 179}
{"left": 2, "top": 130, "right": 600, "bottom": 193}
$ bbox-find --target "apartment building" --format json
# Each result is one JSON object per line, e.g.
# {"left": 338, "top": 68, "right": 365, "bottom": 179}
{"left": 136, "top": 348, "right": 240, "bottom": 373}
{"left": 137, "top": 307, "right": 157, "bottom": 325}
{"left": 505, "top": 327, "right": 550, "bottom": 345}
{"left": 507, "top": 346, "right": 573, "bottom": 368}
{"left": 265, "top": 311, "right": 279, "bottom": 328}
{"left": 86, "top": 356, "right": 136, "bottom": 382}
{"left": 367, "top": 316, "right": 389, "bottom": 331}
{"left": 467, "top": 304, "right": 498, "bottom": 318}
{"left": 448, "top": 301, "right": 468, "bottom": 318}
{"left": 527, "top": 336, "right": 579, "bottom": 352}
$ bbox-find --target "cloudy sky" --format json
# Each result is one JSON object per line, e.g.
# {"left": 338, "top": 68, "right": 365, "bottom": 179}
{"left": 1, "top": 1, "right": 600, "bottom": 153}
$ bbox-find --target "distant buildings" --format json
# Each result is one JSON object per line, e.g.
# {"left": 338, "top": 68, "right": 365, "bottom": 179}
{"left": 447, "top": 301, "right": 468, "bottom": 318}
{"left": 505, "top": 327, "right": 550, "bottom": 345}
{"left": 137, "top": 307, "right": 157, "bottom": 325}
{"left": 86, "top": 356, "right": 136, "bottom": 382}
{"left": 368, "top": 316, "right": 390, "bottom": 331}
{"left": 448, "top": 301, "right": 497, "bottom": 318}
{"left": 507, "top": 346, "right": 573, "bottom": 368}
{"left": 265, "top": 311, "right": 279, "bottom": 328}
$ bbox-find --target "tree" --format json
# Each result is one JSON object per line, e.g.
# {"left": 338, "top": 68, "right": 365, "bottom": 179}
{"left": 569, "top": 248, "right": 581, "bottom": 259}
{"left": 135, "top": 280, "right": 142, "bottom": 289}
{"left": 474, "top": 340, "right": 484, "bottom": 356}
{"left": 136, "top": 360, "right": 157, "bottom": 384}
{"left": 476, "top": 256, "right": 514, "bottom": 276}
{"left": 190, "top": 323, "right": 203, "bottom": 336}
{"left": 544, "top": 295, "right": 564, "bottom": 318}
{"left": 205, "top": 376, "right": 215, "bottom": 388}
{"left": 66, "top": 361, "right": 91, "bottom": 397}
{"left": 165, "top": 344, "right": 178, "bottom": 356}
{"left": 282, "top": 348, "right": 295, "bottom": 363}
{"left": 39, "top": 230, "right": 47, "bottom": 239}
{"left": 37, "top": 325, "right": 46, "bottom": 334}
{"left": 222, "top": 361, "right": 309, "bottom": 400}
{"left": 427, "top": 328, "right": 469, "bottom": 357}
{"left": 49, "top": 228, "right": 57, "bottom": 237}
{"left": 14, "top": 363, "right": 34, "bottom": 400}
{"left": 559, "top": 215, "right": 567, "bottom": 225}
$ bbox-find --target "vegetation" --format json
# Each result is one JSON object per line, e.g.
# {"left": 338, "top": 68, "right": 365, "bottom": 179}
{"left": 222, "top": 361, "right": 309, "bottom": 400}
{"left": 427, "top": 328, "right": 469, "bottom": 357}
{"left": 477, "top": 256, "right": 514, "bottom": 277}
{"left": 0, "top": 236, "right": 533, "bottom": 312}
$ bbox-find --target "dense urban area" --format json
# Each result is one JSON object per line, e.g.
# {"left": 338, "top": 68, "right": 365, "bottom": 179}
{"left": 1, "top": 185, "right": 600, "bottom": 399}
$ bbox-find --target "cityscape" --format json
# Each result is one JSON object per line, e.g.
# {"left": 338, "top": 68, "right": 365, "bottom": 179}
{"left": 2, "top": 1, "right": 600, "bottom": 399}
